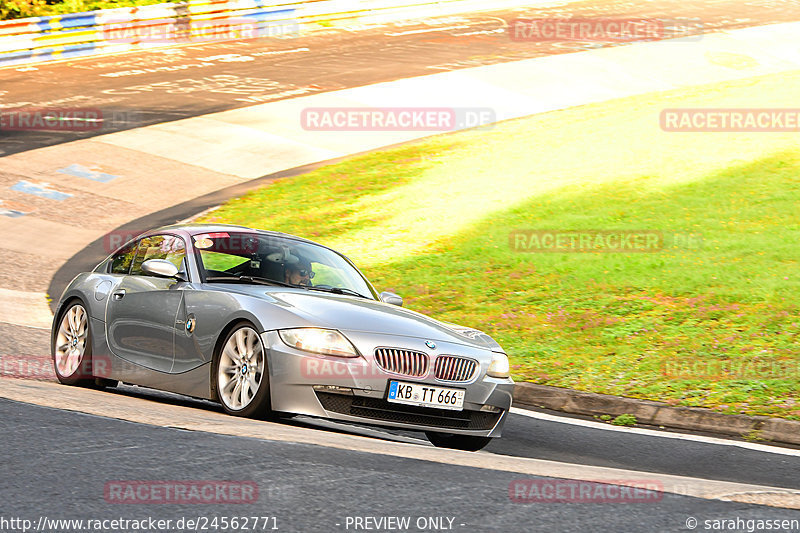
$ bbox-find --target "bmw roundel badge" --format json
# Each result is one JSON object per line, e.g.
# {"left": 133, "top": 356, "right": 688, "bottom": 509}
{"left": 186, "top": 316, "right": 196, "bottom": 334}
{"left": 425, "top": 340, "right": 436, "bottom": 349}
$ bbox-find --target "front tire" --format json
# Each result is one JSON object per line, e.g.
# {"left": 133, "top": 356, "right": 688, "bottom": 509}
{"left": 52, "top": 301, "right": 94, "bottom": 386}
{"left": 425, "top": 431, "right": 493, "bottom": 451}
{"left": 213, "top": 324, "right": 272, "bottom": 419}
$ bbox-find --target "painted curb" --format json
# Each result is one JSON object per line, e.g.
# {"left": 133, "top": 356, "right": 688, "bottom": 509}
{"left": 513, "top": 382, "right": 800, "bottom": 446}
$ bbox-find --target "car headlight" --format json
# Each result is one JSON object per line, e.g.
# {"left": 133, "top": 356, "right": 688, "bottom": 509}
{"left": 487, "top": 351, "right": 510, "bottom": 378}
{"left": 278, "top": 328, "right": 358, "bottom": 358}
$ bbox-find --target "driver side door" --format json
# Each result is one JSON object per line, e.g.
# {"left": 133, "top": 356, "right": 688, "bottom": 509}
{"left": 106, "top": 234, "right": 187, "bottom": 373}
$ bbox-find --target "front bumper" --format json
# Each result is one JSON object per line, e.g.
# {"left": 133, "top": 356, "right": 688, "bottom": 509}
{"left": 262, "top": 330, "right": 514, "bottom": 437}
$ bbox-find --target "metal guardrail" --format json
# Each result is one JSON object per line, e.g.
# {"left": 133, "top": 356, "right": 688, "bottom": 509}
{"left": 0, "top": 0, "right": 530, "bottom": 67}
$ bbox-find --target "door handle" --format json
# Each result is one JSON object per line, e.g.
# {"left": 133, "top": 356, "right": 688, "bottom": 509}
{"left": 112, "top": 290, "right": 126, "bottom": 300}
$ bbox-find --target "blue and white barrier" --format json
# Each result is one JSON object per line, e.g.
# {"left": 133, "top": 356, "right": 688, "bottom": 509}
{"left": 0, "top": 0, "right": 539, "bottom": 67}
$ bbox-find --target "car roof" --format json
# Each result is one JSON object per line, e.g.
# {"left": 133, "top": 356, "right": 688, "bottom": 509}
{"left": 148, "top": 223, "right": 322, "bottom": 247}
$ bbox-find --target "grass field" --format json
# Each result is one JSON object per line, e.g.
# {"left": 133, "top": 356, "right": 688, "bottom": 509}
{"left": 200, "top": 69, "right": 800, "bottom": 419}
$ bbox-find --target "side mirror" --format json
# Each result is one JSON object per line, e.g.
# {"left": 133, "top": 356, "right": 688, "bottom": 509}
{"left": 141, "top": 259, "right": 180, "bottom": 279}
{"left": 380, "top": 291, "right": 403, "bottom": 307}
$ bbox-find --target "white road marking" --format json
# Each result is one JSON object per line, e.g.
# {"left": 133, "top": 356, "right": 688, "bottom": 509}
{"left": 511, "top": 407, "right": 800, "bottom": 457}
{"left": 56, "top": 444, "right": 149, "bottom": 455}
{"left": 385, "top": 25, "right": 470, "bottom": 37}
{"left": 453, "top": 28, "right": 506, "bottom": 37}
{"left": 251, "top": 47, "right": 309, "bottom": 56}
{"left": 0, "top": 289, "right": 52, "bottom": 329}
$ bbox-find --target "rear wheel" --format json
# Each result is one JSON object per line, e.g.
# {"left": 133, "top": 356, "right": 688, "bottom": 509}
{"left": 425, "top": 431, "right": 493, "bottom": 452}
{"left": 213, "top": 324, "right": 272, "bottom": 419}
{"left": 52, "top": 301, "right": 94, "bottom": 386}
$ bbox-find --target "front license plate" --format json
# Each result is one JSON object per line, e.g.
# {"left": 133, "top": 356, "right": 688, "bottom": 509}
{"left": 387, "top": 381, "right": 465, "bottom": 411}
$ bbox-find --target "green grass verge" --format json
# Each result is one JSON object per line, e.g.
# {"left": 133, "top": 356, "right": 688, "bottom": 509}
{"left": 200, "top": 69, "right": 800, "bottom": 419}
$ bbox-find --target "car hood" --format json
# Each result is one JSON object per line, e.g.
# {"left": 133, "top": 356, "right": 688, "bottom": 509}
{"left": 219, "top": 285, "right": 503, "bottom": 351}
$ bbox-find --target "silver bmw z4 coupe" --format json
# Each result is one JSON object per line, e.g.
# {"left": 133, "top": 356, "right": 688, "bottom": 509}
{"left": 51, "top": 224, "right": 514, "bottom": 451}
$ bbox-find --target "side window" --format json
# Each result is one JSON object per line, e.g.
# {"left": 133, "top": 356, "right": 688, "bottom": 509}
{"left": 130, "top": 235, "right": 187, "bottom": 276}
{"left": 110, "top": 242, "right": 137, "bottom": 275}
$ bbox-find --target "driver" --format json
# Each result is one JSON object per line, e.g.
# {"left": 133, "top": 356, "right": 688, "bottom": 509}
{"left": 284, "top": 256, "right": 314, "bottom": 286}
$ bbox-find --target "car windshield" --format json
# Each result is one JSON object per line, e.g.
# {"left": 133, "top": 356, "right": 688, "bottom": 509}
{"left": 193, "top": 231, "right": 375, "bottom": 299}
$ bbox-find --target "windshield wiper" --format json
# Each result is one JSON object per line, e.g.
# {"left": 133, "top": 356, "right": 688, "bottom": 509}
{"left": 206, "top": 275, "right": 370, "bottom": 299}
{"left": 306, "top": 286, "right": 371, "bottom": 299}
{"left": 205, "top": 275, "right": 294, "bottom": 287}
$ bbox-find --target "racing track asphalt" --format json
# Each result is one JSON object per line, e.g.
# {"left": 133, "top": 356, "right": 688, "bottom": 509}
{"left": 6, "top": 397, "right": 800, "bottom": 533}
{"left": 3, "top": 1, "right": 800, "bottom": 526}
{"left": 2, "top": 0, "right": 800, "bottom": 156}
